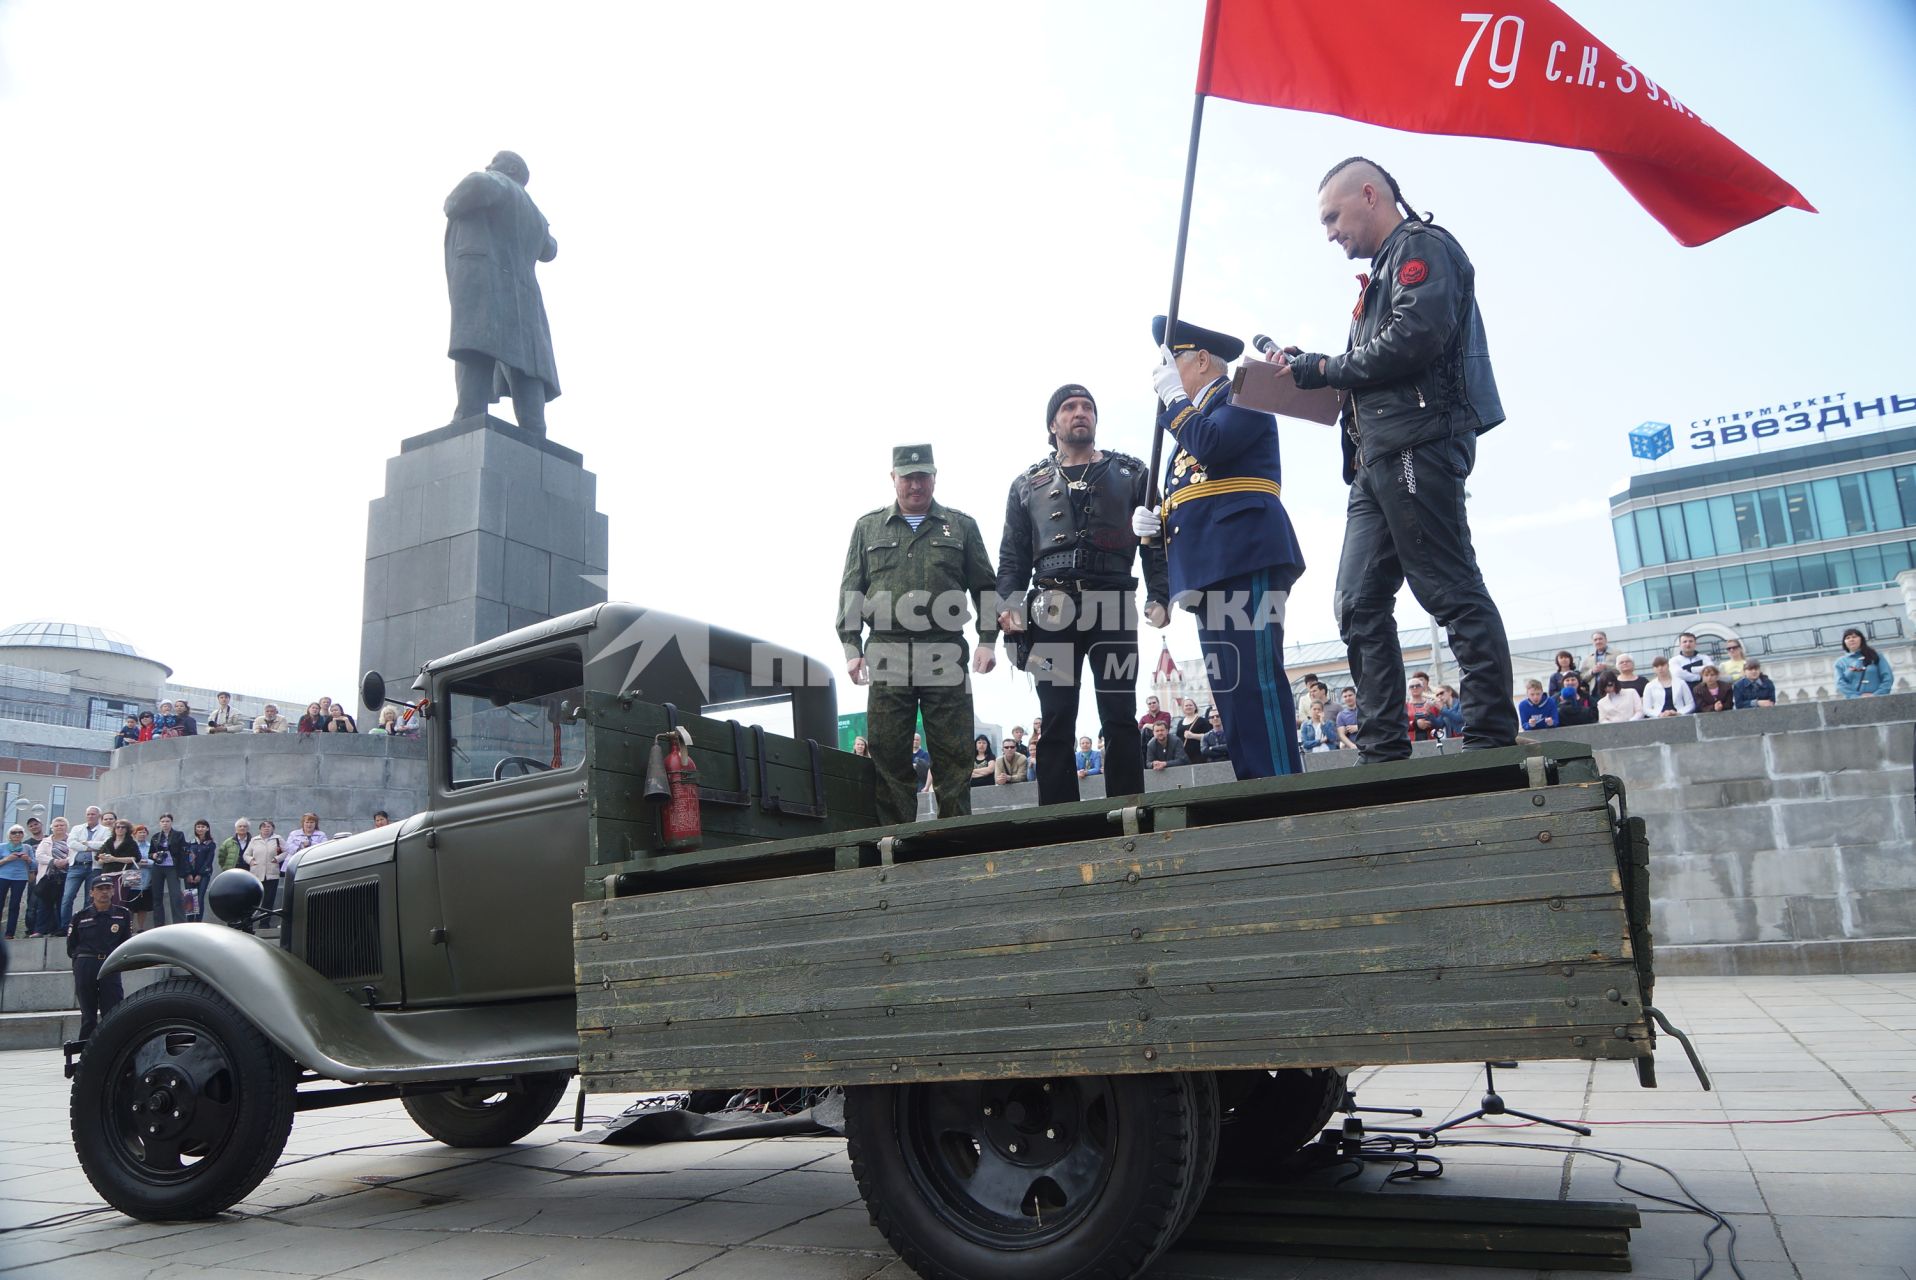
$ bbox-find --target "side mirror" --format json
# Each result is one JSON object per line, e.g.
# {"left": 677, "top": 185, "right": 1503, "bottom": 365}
{"left": 207, "top": 868, "right": 264, "bottom": 926}
{"left": 361, "top": 670, "right": 387, "bottom": 712}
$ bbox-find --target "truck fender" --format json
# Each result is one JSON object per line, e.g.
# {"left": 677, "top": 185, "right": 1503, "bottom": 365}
{"left": 100, "top": 925, "right": 577, "bottom": 1084}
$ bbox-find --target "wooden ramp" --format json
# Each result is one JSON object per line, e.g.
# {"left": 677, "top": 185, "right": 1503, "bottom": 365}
{"left": 1181, "top": 1181, "right": 1640, "bottom": 1272}
{"left": 575, "top": 742, "right": 1656, "bottom": 1091}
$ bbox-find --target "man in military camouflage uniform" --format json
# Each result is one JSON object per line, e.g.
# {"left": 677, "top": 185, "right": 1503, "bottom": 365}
{"left": 838, "top": 445, "right": 1000, "bottom": 825}
{"left": 998, "top": 384, "right": 1168, "bottom": 805}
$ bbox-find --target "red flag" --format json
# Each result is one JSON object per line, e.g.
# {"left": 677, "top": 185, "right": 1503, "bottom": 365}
{"left": 1156, "top": 641, "right": 1180, "bottom": 683}
{"left": 1195, "top": 0, "right": 1813, "bottom": 246}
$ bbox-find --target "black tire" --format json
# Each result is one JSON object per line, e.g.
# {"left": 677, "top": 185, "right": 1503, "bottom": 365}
{"left": 846, "top": 1073, "right": 1216, "bottom": 1280}
{"left": 1214, "top": 1067, "right": 1346, "bottom": 1177}
{"left": 70, "top": 976, "right": 296, "bottom": 1221}
{"left": 402, "top": 1072, "right": 571, "bottom": 1147}
{"left": 1168, "top": 1071, "right": 1221, "bottom": 1241}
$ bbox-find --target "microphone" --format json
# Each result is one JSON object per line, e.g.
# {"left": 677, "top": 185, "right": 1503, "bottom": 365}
{"left": 1252, "top": 334, "right": 1281, "bottom": 357}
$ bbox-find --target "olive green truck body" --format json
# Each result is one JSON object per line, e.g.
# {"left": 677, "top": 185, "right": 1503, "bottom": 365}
{"left": 575, "top": 690, "right": 1658, "bottom": 1093}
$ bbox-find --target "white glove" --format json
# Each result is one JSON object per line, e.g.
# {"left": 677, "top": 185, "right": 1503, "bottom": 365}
{"left": 1151, "top": 345, "right": 1187, "bottom": 409}
{"left": 1131, "top": 505, "right": 1162, "bottom": 538}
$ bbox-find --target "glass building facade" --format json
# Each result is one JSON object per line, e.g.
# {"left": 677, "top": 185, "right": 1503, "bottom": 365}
{"left": 1610, "top": 427, "right": 1916, "bottom": 623}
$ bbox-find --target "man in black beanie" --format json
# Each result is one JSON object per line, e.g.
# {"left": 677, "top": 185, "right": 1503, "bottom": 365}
{"left": 997, "top": 385, "right": 1169, "bottom": 805}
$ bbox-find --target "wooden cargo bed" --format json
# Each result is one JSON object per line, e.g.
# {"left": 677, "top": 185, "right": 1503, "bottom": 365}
{"left": 574, "top": 735, "right": 1656, "bottom": 1092}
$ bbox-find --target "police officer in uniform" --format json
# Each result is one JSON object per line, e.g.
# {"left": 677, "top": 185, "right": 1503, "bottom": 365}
{"left": 1276, "top": 157, "right": 1517, "bottom": 760}
{"left": 998, "top": 384, "right": 1169, "bottom": 805}
{"left": 1133, "top": 317, "right": 1306, "bottom": 780}
{"left": 68, "top": 878, "right": 131, "bottom": 1041}
{"left": 838, "top": 444, "right": 1000, "bottom": 825}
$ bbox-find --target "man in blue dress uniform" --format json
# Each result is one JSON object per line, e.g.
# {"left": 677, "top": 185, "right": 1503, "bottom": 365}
{"left": 1131, "top": 317, "right": 1305, "bottom": 780}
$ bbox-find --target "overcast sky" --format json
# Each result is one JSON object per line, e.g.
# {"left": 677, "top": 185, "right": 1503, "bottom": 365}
{"left": 3, "top": 1, "right": 1912, "bottom": 733}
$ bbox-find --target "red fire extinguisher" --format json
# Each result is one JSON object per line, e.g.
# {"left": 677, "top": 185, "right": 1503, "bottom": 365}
{"left": 659, "top": 728, "right": 702, "bottom": 852}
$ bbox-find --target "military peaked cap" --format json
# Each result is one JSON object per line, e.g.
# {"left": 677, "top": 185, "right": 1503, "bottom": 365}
{"left": 1152, "top": 315, "right": 1244, "bottom": 363}
{"left": 892, "top": 444, "right": 936, "bottom": 475}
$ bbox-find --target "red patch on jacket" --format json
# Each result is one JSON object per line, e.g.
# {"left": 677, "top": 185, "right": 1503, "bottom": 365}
{"left": 1397, "top": 258, "right": 1429, "bottom": 286}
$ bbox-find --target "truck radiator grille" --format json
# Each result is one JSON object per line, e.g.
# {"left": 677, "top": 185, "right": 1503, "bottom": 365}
{"left": 303, "top": 882, "right": 382, "bottom": 979}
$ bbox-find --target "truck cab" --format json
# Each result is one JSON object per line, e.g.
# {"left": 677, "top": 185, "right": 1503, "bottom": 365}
{"left": 71, "top": 603, "right": 846, "bottom": 1220}
{"left": 291, "top": 602, "right": 835, "bottom": 1013}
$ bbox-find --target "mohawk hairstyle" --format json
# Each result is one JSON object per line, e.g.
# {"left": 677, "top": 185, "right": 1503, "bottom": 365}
{"left": 1318, "top": 156, "right": 1431, "bottom": 224}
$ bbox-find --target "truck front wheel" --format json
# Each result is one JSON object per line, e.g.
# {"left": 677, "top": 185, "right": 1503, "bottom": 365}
{"left": 845, "top": 1073, "right": 1217, "bottom": 1280}
{"left": 402, "top": 1072, "right": 571, "bottom": 1147}
{"left": 71, "top": 977, "right": 296, "bottom": 1221}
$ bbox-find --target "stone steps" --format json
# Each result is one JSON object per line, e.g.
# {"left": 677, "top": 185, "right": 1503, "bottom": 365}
{"left": 0, "top": 1009, "right": 81, "bottom": 1050}
{"left": 2, "top": 928, "right": 188, "bottom": 1048}
{"left": 6, "top": 925, "right": 237, "bottom": 975}
{"left": 0, "top": 970, "right": 179, "bottom": 1047}
{"left": 8, "top": 934, "right": 79, "bottom": 973}
{"left": 1, "top": 967, "right": 171, "bottom": 1014}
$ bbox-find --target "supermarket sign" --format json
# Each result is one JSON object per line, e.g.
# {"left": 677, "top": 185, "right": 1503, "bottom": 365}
{"left": 1650, "top": 388, "right": 1916, "bottom": 462}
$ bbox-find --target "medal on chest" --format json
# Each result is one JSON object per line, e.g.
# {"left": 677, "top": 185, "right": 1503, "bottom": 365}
{"left": 1171, "top": 452, "right": 1206, "bottom": 489}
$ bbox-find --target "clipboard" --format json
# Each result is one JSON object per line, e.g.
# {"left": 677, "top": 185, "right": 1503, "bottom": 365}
{"left": 1230, "top": 358, "right": 1345, "bottom": 425}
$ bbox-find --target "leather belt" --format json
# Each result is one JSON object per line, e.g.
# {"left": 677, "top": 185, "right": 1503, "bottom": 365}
{"left": 1035, "top": 577, "right": 1135, "bottom": 592}
{"left": 1034, "top": 547, "right": 1129, "bottom": 579}
{"left": 1162, "top": 476, "right": 1281, "bottom": 516}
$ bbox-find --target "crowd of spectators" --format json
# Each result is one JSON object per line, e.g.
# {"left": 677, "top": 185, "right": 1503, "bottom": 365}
{"left": 3, "top": 803, "right": 391, "bottom": 941}
{"left": 850, "top": 621, "right": 1896, "bottom": 799}
{"left": 109, "top": 692, "right": 420, "bottom": 749}
{"left": 1510, "top": 625, "right": 1890, "bottom": 729}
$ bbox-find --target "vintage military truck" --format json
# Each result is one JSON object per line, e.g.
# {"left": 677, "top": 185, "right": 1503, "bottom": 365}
{"left": 73, "top": 602, "right": 1667, "bottom": 1280}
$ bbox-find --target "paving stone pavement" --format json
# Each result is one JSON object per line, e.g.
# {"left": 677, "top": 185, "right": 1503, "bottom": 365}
{"left": 1, "top": 974, "right": 1911, "bottom": 1279}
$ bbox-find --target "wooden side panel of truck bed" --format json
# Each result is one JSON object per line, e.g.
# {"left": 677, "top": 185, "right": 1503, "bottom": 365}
{"left": 574, "top": 742, "right": 1655, "bottom": 1091}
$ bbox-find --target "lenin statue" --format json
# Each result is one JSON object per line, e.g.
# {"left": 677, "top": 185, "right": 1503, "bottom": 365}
{"left": 445, "top": 150, "right": 560, "bottom": 434}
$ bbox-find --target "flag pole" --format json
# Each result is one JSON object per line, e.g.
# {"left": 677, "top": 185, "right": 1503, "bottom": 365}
{"left": 1145, "top": 91, "right": 1208, "bottom": 529}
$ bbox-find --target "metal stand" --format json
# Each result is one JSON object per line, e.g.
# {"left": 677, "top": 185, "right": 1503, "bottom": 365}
{"left": 1315, "top": 1083, "right": 1428, "bottom": 1156}
{"left": 1420, "top": 1061, "right": 1592, "bottom": 1139}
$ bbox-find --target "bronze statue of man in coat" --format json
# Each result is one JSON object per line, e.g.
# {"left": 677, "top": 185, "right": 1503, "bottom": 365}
{"left": 445, "top": 150, "right": 560, "bottom": 434}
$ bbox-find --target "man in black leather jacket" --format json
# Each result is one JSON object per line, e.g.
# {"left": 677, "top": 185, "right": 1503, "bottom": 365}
{"left": 998, "top": 384, "right": 1169, "bottom": 805}
{"left": 1281, "top": 157, "right": 1518, "bottom": 761}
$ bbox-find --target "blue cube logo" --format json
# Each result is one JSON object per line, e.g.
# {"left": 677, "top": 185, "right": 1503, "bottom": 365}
{"left": 1629, "top": 421, "right": 1674, "bottom": 460}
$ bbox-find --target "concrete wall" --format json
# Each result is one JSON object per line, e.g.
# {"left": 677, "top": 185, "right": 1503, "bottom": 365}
{"left": 1534, "top": 693, "right": 1916, "bottom": 975}
{"left": 95, "top": 731, "right": 427, "bottom": 836}
{"left": 945, "top": 694, "right": 1916, "bottom": 975}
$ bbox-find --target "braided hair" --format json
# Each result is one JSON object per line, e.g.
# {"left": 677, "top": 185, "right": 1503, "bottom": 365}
{"left": 1318, "top": 156, "right": 1431, "bottom": 224}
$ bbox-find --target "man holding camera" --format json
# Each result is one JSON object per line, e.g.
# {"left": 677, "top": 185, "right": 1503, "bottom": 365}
{"left": 1276, "top": 156, "right": 1516, "bottom": 762}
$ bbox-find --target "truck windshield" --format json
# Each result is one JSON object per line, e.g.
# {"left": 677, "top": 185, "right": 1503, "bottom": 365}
{"left": 444, "top": 650, "right": 585, "bottom": 789}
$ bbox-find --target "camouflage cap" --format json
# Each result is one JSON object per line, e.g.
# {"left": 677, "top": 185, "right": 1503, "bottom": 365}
{"left": 891, "top": 444, "right": 936, "bottom": 475}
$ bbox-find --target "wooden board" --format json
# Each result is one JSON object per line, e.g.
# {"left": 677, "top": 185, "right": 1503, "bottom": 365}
{"left": 575, "top": 780, "right": 1653, "bottom": 1090}
{"left": 1184, "top": 1182, "right": 1639, "bottom": 1271}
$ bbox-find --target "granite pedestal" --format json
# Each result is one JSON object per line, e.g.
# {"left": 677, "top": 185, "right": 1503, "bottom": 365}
{"left": 360, "top": 414, "right": 609, "bottom": 689}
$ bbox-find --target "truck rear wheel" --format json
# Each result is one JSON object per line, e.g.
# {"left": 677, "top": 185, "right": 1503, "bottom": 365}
{"left": 70, "top": 976, "right": 296, "bottom": 1221}
{"left": 402, "top": 1072, "right": 570, "bottom": 1147}
{"left": 845, "top": 1073, "right": 1217, "bottom": 1280}
{"left": 1215, "top": 1068, "right": 1345, "bottom": 1175}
